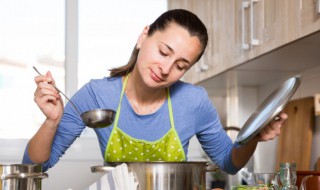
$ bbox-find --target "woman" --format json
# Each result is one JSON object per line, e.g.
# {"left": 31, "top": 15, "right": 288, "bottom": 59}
{"left": 23, "top": 9, "right": 287, "bottom": 173}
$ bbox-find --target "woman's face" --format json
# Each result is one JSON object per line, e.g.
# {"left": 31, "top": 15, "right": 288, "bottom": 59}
{"left": 135, "top": 23, "right": 202, "bottom": 89}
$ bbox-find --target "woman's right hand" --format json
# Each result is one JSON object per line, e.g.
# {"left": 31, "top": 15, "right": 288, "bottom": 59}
{"left": 34, "top": 71, "right": 64, "bottom": 123}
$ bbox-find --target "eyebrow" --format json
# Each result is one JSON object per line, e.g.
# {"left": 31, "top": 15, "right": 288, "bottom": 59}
{"left": 161, "top": 42, "right": 191, "bottom": 65}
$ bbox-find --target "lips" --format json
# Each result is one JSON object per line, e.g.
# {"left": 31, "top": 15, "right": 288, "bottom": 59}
{"left": 150, "top": 70, "right": 164, "bottom": 82}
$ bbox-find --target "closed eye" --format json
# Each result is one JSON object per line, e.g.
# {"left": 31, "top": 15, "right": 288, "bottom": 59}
{"left": 175, "top": 62, "right": 188, "bottom": 71}
{"left": 160, "top": 51, "right": 168, "bottom": 57}
{"left": 176, "top": 65, "right": 184, "bottom": 71}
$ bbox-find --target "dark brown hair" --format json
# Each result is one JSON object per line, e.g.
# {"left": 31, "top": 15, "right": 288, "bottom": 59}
{"left": 109, "top": 9, "right": 208, "bottom": 77}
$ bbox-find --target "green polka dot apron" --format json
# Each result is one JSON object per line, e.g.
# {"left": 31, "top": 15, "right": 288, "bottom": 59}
{"left": 104, "top": 75, "right": 186, "bottom": 162}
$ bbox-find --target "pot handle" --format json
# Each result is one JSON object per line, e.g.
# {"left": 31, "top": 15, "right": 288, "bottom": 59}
{"left": 1, "top": 172, "right": 48, "bottom": 180}
{"left": 91, "top": 166, "right": 115, "bottom": 173}
{"left": 205, "top": 163, "right": 219, "bottom": 172}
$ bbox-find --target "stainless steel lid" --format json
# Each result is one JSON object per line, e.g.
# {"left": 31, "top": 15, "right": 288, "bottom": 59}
{"left": 236, "top": 75, "right": 301, "bottom": 144}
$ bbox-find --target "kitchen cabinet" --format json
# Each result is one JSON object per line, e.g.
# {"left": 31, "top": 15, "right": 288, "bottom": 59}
{"left": 168, "top": 0, "right": 228, "bottom": 84}
{"left": 300, "top": 0, "right": 320, "bottom": 36}
{"left": 168, "top": 0, "right": 320, "bottom": 84}
{"left": 234, "top": 0, "right": 288, "bottom": 64}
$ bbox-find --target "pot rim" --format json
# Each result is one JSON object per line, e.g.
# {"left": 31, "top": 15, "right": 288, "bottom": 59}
{"left": 92, "top": 161, "right": 220, "bottom": 173}
{"left": 104, "top": 161, "right": 213, "bottom": 165}
{"left": 0, "top": 164, "right": 42, "bottom": 167}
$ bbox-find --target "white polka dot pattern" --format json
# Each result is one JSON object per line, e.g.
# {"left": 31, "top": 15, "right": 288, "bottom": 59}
{"left": 105, "top": 128, "right": 185, "bottom": 162}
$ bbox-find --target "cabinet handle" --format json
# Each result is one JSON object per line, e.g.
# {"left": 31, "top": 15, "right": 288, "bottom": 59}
{"left": 250, "top": 0, "right": 260, "bottom": 46}
{"left": 242, "top": 1, "right": 250, "bottom": 49}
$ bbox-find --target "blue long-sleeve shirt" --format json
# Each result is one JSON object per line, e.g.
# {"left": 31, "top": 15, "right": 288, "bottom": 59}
{"left": 23, "top": 76, "right": 240, "bottom": 173}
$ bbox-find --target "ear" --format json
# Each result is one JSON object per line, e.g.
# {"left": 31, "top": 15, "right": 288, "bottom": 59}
{"left": 136, "top": 26, "right": 150, "bottom": 49}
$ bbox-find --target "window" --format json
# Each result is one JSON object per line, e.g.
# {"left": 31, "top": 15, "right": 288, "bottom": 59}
{"left": 0, "top": 0, "right": 167, "bottom": 139}
{"left": 78, "top": 0, "right": 167, "bottom": 85}
{"left": 0, "top": 0, "right": 65, "bottom": 139}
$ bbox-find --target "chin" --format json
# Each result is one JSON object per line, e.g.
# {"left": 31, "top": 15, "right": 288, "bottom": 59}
{"left": 146, "top": 79, "right": 167, "bottom": 89}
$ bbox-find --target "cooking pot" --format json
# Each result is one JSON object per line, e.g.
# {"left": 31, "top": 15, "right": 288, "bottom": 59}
{"left": 91, "top": 161, "right": 219, "bottom": 190}
{"left": 0, "top": 164, "right": 48, "bottom": 190}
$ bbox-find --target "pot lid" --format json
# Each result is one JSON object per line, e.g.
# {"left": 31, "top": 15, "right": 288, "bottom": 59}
{"left": 236, "top": 75, "right": 301, "bottom": 144}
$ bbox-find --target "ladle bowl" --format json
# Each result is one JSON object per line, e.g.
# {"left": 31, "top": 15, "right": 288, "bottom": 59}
{"left": 33, "top": 66, "right": 116, "bottom": 129}
{"left": 81, "top": 109, "right": 116, "bottom": 128}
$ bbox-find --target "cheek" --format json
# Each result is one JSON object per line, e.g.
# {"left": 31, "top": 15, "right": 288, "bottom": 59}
{"left": 137, "top": 49, "right": 152, "bottom": 66}
{"left": 168, "top": 70, "right": 185, "bottom": 81}
{"left": 137, "top": 50, "right": 163, "bottom": 71}
{"left": 136, "top": 50, "right": 149, "bottom": 68}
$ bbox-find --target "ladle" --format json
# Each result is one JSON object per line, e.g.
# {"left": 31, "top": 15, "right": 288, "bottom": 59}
{"left": 33, "top": 66, "right": 115, "bottom": 128}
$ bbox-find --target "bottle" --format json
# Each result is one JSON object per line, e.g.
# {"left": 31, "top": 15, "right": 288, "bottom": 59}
{"left": 279, "top": 162, "right": 297, "bottom": 190}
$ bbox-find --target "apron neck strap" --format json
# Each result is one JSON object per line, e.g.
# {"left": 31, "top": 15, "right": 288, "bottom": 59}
{"left": 167, "top": 88, "right": 175, "bottom": 128}
{"left": 113, "top": 74, "right": 130, "bottom": 126}
{"left": 114, "top": 74, "right": 175, "bottom": 129}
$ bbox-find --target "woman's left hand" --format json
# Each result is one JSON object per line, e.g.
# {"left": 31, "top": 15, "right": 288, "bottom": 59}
{"left": 257, "top": 112, "right": 288, "bottom": 142}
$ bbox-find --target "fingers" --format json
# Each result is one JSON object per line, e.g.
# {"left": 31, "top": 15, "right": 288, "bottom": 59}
{"left": 46, "top": 71, "right": 57, "bottom": 86}
{"left": 34, "top": 70, "right": 58, "bottom": 92}
{"left": 34, "top": 94, "right": 60, "bottom": 107}
{"left": 34, "top": 71, "right": 60, "bottom": 104}
{"left": 258, "top": 112, "right": 288, "bottom": 142}
{"left": 34, "top": 90, "right": 61, "bottom": 110}
{"left": 258, "top": 125, "right": 279, "bottom": 141}
{"left": 34, "top": 80, "right": 60, "bottom": 100}
{"left": 34, "top": 73, "right": 51, "bottom": 84}
{"left": 272, "top": 112, "right": 288, "bottom": 123}
{"left": 278, "top": 112, "right": 288, "bottom": 122}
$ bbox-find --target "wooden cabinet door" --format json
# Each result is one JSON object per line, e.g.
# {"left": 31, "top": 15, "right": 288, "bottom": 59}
{"left": 233, "top": 0, "right": 262, "bottom": 64}
{"left": 233, "top": 0, "right": 320, "bottom": 68}
{"left": 281, "top": 0, "right": 301, "bottom": 42}
{"left": 300, "top": 0, "right": 320, "bottom": 36}
{"left": 233, "top": 0, "right": 287, "bottom": 64}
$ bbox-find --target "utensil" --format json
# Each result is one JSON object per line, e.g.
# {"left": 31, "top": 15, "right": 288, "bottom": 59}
{"left": 236, "top": 75, "right": 301, "bottom": 144}
{"left": 91, "top": 161, "right": 219, "bottom": 190}
{"left": 33, "top": 66, "right": 116, "bottom": 128}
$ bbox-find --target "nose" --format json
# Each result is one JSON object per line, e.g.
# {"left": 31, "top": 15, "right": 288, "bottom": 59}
{"left": 159, "top": 59, "right": 174, "bottom": 75}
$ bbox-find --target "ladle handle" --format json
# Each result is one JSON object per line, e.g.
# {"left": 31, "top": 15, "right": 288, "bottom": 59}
{"left": 32, "top": 66, "right": 82, "bottom": 116}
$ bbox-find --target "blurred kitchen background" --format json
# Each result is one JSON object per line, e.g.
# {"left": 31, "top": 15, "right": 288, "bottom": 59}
{"left": 0, "top": 0, "right": 319, "bottom": 189}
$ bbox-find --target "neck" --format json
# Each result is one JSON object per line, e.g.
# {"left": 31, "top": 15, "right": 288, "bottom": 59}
{"left": 123, "top": 73, "right": 167, "bottom": 114}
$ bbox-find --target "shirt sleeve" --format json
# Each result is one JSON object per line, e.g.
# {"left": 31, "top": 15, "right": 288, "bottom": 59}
{"left": 195, "top": 88, "right": 240, "bottom": 174}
